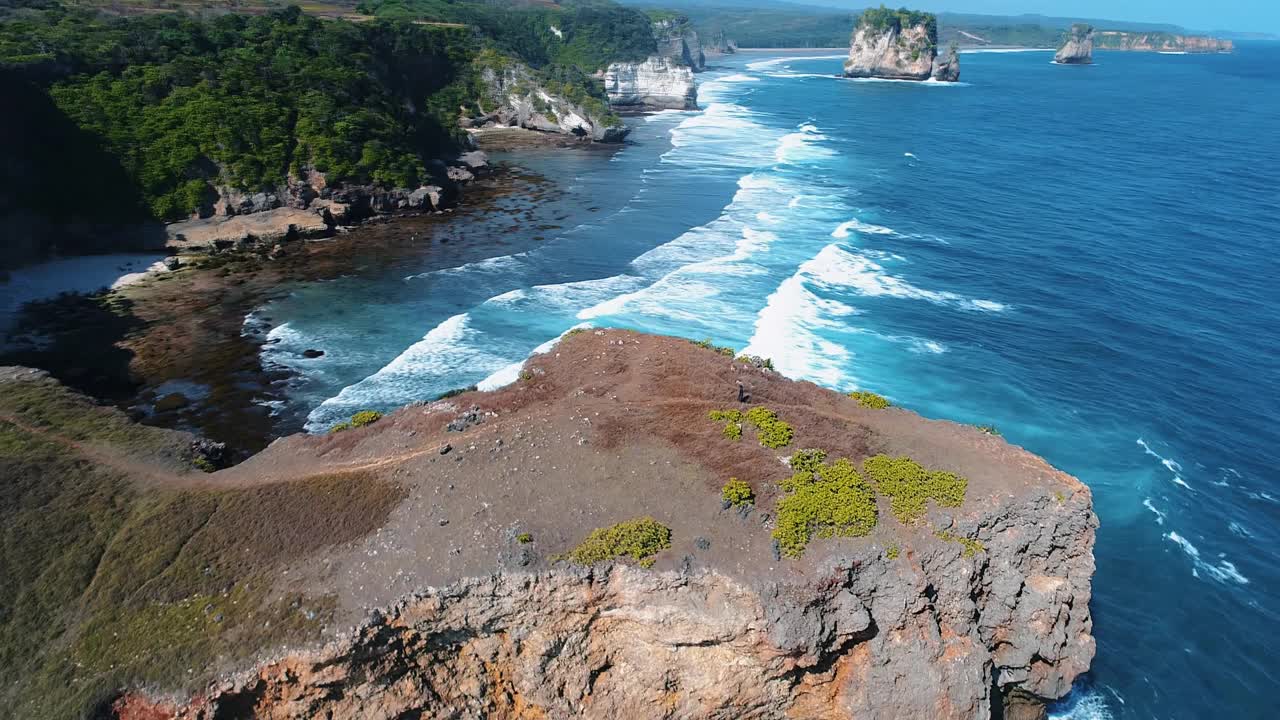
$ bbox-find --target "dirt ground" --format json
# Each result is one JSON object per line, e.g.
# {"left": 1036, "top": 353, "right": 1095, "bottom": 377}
{"left": 208, "top": 330, "right": 1085, "bottom": 630}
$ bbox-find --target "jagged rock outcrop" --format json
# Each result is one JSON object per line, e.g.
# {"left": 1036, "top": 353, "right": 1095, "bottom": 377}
{"left": 1054, "top": 24, "right": 1095, "bottom": 65}
{"left": 1094, "top": 30, "right": 1233, "bottom": 53}
{"left": 470, "top": 63, "right": 629, "bottom": 142}
{"left": 705, "top": 30, "right": 738, "bottom": 56}
{"left": 603, "top": 55, "right": 698, "bottom": 111}
{"left": 653, "top": 16, "right": 705, "bottom": 72}
{"left": 931, "top": 43, "right": 961, "bottom": 82}
{"left": 844, "top": 10, "right": 958, "bottom": 83}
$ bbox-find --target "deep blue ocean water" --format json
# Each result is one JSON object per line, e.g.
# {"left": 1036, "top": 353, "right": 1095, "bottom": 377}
{"left": 255, "top": 46, "right": 1280, "bottom": 718}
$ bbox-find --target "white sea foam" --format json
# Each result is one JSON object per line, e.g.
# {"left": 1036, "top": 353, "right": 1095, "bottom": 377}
{"left": 1164, "top": 531, "right": 1249, "bottom": 585}
{"left": 1228, "top": 521, "right": 1253, "bottom": 538}
{"left": 717, "top": 73, "right": 760, "bottom": 82}
{"left": 756, "top": 211, "right": 780, "bottom": 224}
{"left": 805, "top": 244, "right": 1004, "bottom": 312}
{"left": 775, "top": 125, "right": 834, "bottom": 164}
{"left": 1143, "top": 498, "right": 1166, "bottom": 525}
{"left": 1137, "top": 438, "right": 1192, "bottom": 489}
{"left": 745, "top": 54, "right": 846, "bottom": 71}
{"left": 1048, "top": 687, "right": 1116, "bottom": 720}
{"left": 841, "top": 76, "right": 969, "bottom": 87}
{"left": 832, "top": 218, "right": 896, "bottom": 238}
{"left": 904, "top": 152, "right": 918, "bottom": 159}
{"left": 742, "top": 273, "right": 857, "bottom": 388}
{"left": 305, "top": 313, "right": 509, "bottom": 431}
{"left": 404, "top": 253, "right": 523, "bottom": 281}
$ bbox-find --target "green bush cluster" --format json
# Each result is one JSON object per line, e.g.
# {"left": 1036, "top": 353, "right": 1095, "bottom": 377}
{"left": 737, "top": 354, "right": 775, "bottom": 371}
{"left": 773, "top": 457, "right": 878, "bottom": 558}
{"left": 745, "top": 407, "right": 793, "bottom": 449}
{"left": 863, "top": 455, "right": 968, "bottom": 524}
{"left": 849, "top": 390, "right": 891, "bottom": 409}
{"left": 788, "top": 448, "right": 828, "bottom": 474}
{"left": 975, "top": 424, "right": 1001, "bottom": 436}
{"left": 708, "top": 409, "right": 744, "bottom": 440}
{"left": 566, "top": 516, "right": 672, "bottom": 568}
{"left": 886, "top": 544, "right": 900, "bottom": 560}
{"left": 935, "top": 530, "right": 985, "bottom": 557}
{"left": 693, "top": 337, "right": 736, "bottom": 356}
{"left": 859, "top": 5, "right": 938, "bottom": 45}
{"left": 330, "top": 409, "right": 384, "bottom": 433}
{"left": 516, "top": 532, "right": 533, "bottom": 544}
{"left": 722, "top": 478, "right": 754, "bottom": 507}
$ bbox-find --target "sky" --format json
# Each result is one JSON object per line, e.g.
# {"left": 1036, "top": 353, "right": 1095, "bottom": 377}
{"left": 794, "top": 1, "right": 1280, "bottom": 34}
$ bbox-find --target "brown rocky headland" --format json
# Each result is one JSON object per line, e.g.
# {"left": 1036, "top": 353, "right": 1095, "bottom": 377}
{"left": 2, "top": 329, "right": 1096, "bottom": 719}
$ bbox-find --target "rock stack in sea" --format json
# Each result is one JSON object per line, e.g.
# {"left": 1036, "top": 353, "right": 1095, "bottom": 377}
{"left": 843, "top": 8, "right": 959, "bottom": 83}
{"left": 1055, "top": 24, "right": 1095, "bottom": 64}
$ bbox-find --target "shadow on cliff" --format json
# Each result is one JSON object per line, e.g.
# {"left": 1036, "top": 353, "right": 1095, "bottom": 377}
{"left": 0, "top": 70, "right": 164, "bottom": 271}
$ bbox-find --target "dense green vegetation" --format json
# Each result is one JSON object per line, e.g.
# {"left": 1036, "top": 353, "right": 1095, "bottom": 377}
{"left": 773, "top": 456, "right": 878, "bottom": 558}
{"left": 1, "top": 3, "right": 475, "bottom": 220}
{"left": 863, "top": 454, "right": 967, "bottom": 524}
{"left": 859, "top": 5, "right": 937, "bottom": 45}
{"left": 566, "top": 516, "right": 672, "bottom": 568}
{"left": 358, "top": 0, "right": 657, "bottom": 71}
{"left": 708, "top": 407, "right": 793, "bottom": 449}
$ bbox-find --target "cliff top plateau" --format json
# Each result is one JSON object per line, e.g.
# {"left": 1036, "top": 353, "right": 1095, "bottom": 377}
{"left": 2, "top": 329, "right": 1096, "bottom": 719}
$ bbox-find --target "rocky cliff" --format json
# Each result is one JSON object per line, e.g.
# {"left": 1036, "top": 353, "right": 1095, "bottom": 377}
{"left": 4, "top": 329, "right": 1100, "bottom": 720}
{"left": 843, "top": 9, "right": 958, "bottom": 83}
{"left": 932, "top": 43, "right": 961, "bottom": 82}
{"left": 603, "top": 55, "right": 698, "bottom": 110}
{"left": 471, "top": 63, "right": 629, "bottom": 142}
{"left": 1054, "top": 24, "right": 1095, "bottom": 65}
{"left": 1094, "top": 30, "right": 1234, "bottom": 53}
{"left": 654, "top": 16, "right": 706, "bottom": 72}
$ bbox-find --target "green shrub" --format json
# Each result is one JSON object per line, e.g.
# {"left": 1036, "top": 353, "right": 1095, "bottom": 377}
{"left": 329, "top": 421, "right": 352, "bottom": 433}
{"left": 722, "top": 478, "right": 754, "bottom": 507}
{"left": 350, "top": 410, "right": 383, "bottom": 428}
{"left": 737, "top": 355, "right": 775, "bottom": 371}
{"left": 935, "top": 530, "right": 984, "bottom": 557}
{"left": 567, "top": 517, "right": 672, "bottom": 568}
{"left": 975, "top": 424, "right": 1001, "bottom": 436}
{"left": 519, "top": 370, "right": 534, "bottom": 381}
{"left": 789, "top": 449, "right": 828, "bottom": 474}
{"left": 192, "top": 456, "right": 216, "bottom": 473}
{"left": 709, "top": 409, "right": 744, "bottom": 440}
{"left": 745, "top": 407, "right": 793, "bottom": 449}
{"left": 863, "top": 455, "right": 969, "bottom": 524}
{"left": 516, "top": 532, "right": 533, "bottom": 544}
{"left": 849, "top": 390, "right": 891, "bottom": 409}
{"left": 773, "top": 457, "right": 878, "bottom": 558}
{"left": 886, "top": 544, "right": 900, "bottom": 560}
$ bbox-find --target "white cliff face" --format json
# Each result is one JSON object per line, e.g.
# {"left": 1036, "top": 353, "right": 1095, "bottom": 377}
{"left": 603, "top": 56, "right": 698, "bottom": 110}
{"left": 477, "top": 65, "right": 628, "bottom": 142}
{"left": 844, "top": 23, "right": 939, "bottom": 81}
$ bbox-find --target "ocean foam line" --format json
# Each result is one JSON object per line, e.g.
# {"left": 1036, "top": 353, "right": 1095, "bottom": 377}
{"left": 1048, "top": 685, "right": 1117, "bottom": 720}
{"left": 404, "top": 253, "right": 524, "bottom": 281}
{"left": 832, "top": 218, "right": 896, "bottom": 238}
{"left": 1143, "top": 498, "right": 1166, "bottom": 525}
{"left": 741, "top": 272, "right": 857, "bottom": 388}
{"left": 745, "top": 54, "right": 846, "bottom": 70}
{"left": 841, "top": 77, "right": 970, "bottom": 87}
{"left": 1164, "top": 531, "right": 1249, "bottom": 584}
{"left": 1137, "top": 438, "right": 1192, "bottom": 489}
{"left": 805, "top": 244, "right": 1006, "bottom": 312}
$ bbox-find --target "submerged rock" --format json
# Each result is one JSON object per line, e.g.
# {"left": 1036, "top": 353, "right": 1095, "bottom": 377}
{"left": 1055, "top": 24, "right": 1095, "bottom": 65}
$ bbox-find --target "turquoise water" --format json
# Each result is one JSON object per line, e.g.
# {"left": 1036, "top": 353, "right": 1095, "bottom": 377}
{"left": 256, "top": 47, "right": 1280, "bottom": 718}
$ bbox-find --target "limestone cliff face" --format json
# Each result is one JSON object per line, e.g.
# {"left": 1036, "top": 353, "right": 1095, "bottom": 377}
{"left": 116, "top": 470, "right": 1095, "bottom": 719}
{"left": 844, "top": 18, "right": 958, "bottom": 82}
{"left": 653, "top": 16, "right": 706, "bottom": 72}
{"left": 1054, "top": 24, "right": 1095, "bottom": 65}
{"left": 473, "top": 64, "right": 629, "bottom": 142}
{"left": 1094, "top": 31, "right": 1234, "bottom": 53}
{"left": 603, "top": 55, "right": 698, "bottom": 110}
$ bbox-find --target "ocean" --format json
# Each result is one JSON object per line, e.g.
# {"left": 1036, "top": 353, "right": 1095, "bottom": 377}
{"left": 253, "top": 46, "right": 1280, "bottom": 718}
